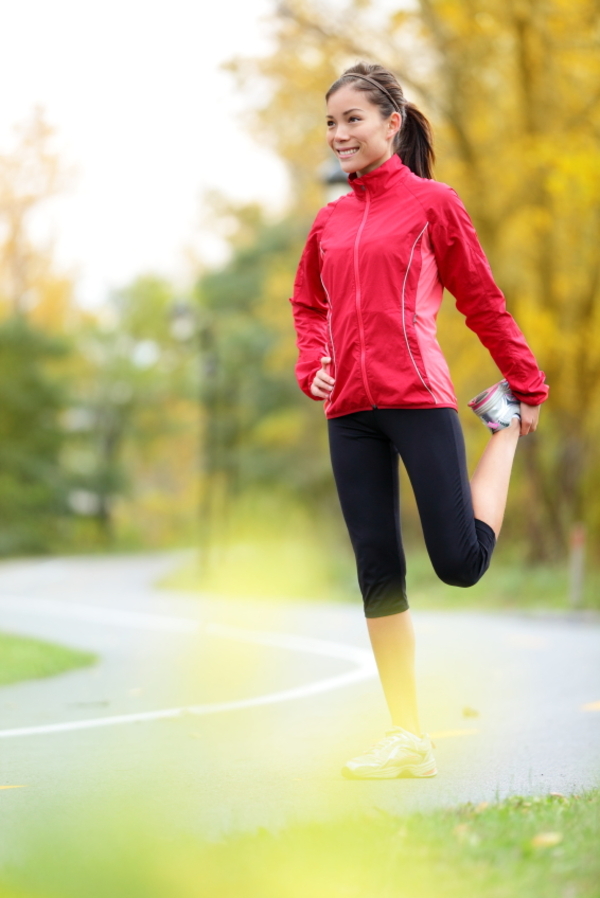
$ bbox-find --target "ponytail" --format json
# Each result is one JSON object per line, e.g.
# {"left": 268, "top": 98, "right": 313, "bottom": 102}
{"left": 395, "top": 102, "right": 435, "bottom": 180}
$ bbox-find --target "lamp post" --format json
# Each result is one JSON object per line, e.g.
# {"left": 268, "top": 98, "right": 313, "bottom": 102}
{"left": 320, "top": 159, "right": 349, "bottom": 204}
{"left": 170, "top": 299, "right": 197, "bottom": 343}
{"left": 170, "top": 299, "right": 213, "bottom": 533}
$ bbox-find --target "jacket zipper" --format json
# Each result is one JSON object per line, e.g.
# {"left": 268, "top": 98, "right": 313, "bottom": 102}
{"left": 353, "top": 187, "right": 377, "bottom": 408}
{"left": 401, "top": 223, "right": 437, "bottom": 404}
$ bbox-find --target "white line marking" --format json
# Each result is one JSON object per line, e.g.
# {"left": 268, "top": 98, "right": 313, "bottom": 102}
{"left": 0, "top": 599, "right": 376, "bottom": 739}
{"left": 0, "top": 596, "right": 198, "bottom": 633}
{"left": 206, "top": 623, "right": 369, "bottom": 663}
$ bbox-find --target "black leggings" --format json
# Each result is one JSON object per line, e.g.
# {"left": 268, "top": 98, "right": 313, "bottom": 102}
{"left": 328, "top": 408, "right": 496, "bottom": 618}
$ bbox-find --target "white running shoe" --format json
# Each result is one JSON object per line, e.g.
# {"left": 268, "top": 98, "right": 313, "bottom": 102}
{"left": 342, "top": 727, "right": 437, "bottom": 779}
{"left": 468, "top": 380, "right": 521, "bottom": 433}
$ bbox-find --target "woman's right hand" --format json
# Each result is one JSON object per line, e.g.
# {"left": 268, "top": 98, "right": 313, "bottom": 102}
{"left": 310, "top": 356, "right": 335, "bottom": 400}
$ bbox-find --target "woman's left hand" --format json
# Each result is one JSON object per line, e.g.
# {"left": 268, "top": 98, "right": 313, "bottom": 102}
{"left": 519, "top": 402, "right": 541, "bottom": 436}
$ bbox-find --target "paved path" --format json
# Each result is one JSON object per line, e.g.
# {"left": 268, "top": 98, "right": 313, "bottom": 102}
{"left": 0, "top": 553, "right": 598, "bottom": 851}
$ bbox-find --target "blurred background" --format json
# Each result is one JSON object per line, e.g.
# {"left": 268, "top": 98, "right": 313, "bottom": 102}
{"left": 1, "top": 0, "right": 599, "bottom": 607}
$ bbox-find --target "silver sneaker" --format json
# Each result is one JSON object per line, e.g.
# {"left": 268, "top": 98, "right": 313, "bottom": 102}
{"left": 468, "top": 380, "right": 521, "bottom": 433}
{"left": 342, "top": 727, "right": 437, "bottom": 779}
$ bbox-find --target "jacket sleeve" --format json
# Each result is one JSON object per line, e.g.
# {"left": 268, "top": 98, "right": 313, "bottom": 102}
{"left": 289, "top": 207, "right": 332, "bottom": 400}
{"left": 429, "top": 185, "right": 549, "bottom": 406}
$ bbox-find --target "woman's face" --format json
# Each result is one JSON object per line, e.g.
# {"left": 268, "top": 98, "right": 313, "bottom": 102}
{"left": 326, "top": 85, "right": 400, "bottom": 177}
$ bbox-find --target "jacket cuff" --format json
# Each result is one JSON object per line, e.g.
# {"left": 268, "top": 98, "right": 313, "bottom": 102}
{"left": 509, "top": 375, "right": 549, "bottom": 406}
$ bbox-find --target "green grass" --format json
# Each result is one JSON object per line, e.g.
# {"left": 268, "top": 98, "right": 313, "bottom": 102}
{"left": 0, "top": 631, "right": 97, "bottom": 686}
{"left": 194, "top": 791, "right": 600, "bottom": 898}
{"left": 159, "top": 491, "right": 600, "bottom": 611}
{"left": 161, "top": 540, "right": 600, "bottom": 613}
{"left": 405, "top": 546, "right": 600, "bottom": 612}
{"left": 2, "top": 791, "right": 598, "bottom": 897}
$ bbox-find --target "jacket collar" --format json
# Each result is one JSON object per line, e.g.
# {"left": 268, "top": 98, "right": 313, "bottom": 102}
{"left": 348, "top": 153, "right": 407, "bottom": 198}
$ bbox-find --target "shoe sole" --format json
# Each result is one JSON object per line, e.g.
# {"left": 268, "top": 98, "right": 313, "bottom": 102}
{"left": 342, "top": 761, "right": 438, "bottom": 780}
{"left": 468, "top": 384, "right": 502, "bottom": 412}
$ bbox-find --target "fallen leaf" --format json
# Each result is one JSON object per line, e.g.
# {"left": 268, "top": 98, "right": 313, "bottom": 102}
{"left": 531, "top": 832, "right": 563, "bottom": 848}
{"left": 581, "top": 700, "right": 600, "bottom": 712}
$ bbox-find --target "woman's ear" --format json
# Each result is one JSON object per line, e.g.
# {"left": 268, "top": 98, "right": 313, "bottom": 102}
{"left": 388, "top": 111, "right": 401, "bottom": 138}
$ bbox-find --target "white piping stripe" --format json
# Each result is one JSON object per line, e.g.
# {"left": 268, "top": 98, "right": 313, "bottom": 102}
{"left": 401, "top": 223, "right": 437, "bottom": 403}
{"left": 0, "top": 601, "right": 376, "bottom": 739}
{"left": 320, "top": 274, "right": 338, "bottom": 406}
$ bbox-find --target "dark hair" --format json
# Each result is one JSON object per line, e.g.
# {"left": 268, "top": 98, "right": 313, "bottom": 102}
{"left": 325, "top": 62, "right": 435, "bottom": 179}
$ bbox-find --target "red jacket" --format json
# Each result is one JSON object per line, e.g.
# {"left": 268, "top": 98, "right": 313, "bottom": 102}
{"left": 290, "top": 154, "right": 548, "bottom": 418}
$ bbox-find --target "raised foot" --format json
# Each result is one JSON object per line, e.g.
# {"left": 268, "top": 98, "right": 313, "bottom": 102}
{"left": 468, "top": 380, "right": 521, "bottom": 433}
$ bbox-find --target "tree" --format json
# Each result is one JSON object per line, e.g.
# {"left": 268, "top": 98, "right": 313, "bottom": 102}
{"left": 0, "top": 317, "right": 68, "bottom": 553}
{"left": 65, "top": 275, "right": 199, "bottom": 546}
{"left": 0, "top": 107, "right": 70, "bottom": 316}
{"left": 0, "top": 111, "right": 204, "bottom": 552}
{"left": 195, "top": 202, "right": 334, "bottom": 532}
{"left": 0, "top": 109, "right": 77, "bottom": 553}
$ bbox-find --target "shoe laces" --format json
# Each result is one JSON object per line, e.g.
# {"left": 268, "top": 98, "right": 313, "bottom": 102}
{"left": 368, "top": 729, "right": 415, "bottom": 752}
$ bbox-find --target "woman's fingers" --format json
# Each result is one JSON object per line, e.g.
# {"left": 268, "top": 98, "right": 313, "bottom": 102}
{"left": 310, "top": 356, "right": 335, "bottom": 399}
{"left": 519, "top": 402, "right": 541, "bottom": 436}
{"left": 311, "top": 372, "right": 335, "bottom": 397}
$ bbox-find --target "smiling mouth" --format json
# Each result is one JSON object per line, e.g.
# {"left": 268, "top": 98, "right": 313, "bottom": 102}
{"left": 337, "top": 147, "right": 359, "bottom": 158}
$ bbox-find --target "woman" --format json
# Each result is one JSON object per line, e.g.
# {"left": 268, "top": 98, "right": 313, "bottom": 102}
{"left": 289, "top": 63, "right": 548, "bottom": 779}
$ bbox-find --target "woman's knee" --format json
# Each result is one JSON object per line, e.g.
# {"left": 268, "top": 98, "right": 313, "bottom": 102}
{"left": 429, "top": 523, "right": 495, "bottom": 589}
{"left": 432, "top": 558, "right": 485, "bottom": 589}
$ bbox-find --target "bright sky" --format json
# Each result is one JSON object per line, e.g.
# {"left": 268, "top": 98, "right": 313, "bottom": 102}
{"left": 1, "top": 0, "right": 290, "bottom": 307}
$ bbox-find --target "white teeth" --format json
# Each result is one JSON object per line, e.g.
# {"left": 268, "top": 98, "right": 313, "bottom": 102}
{"left": 338, "top": 148, "right": 359, "bottom": 157}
